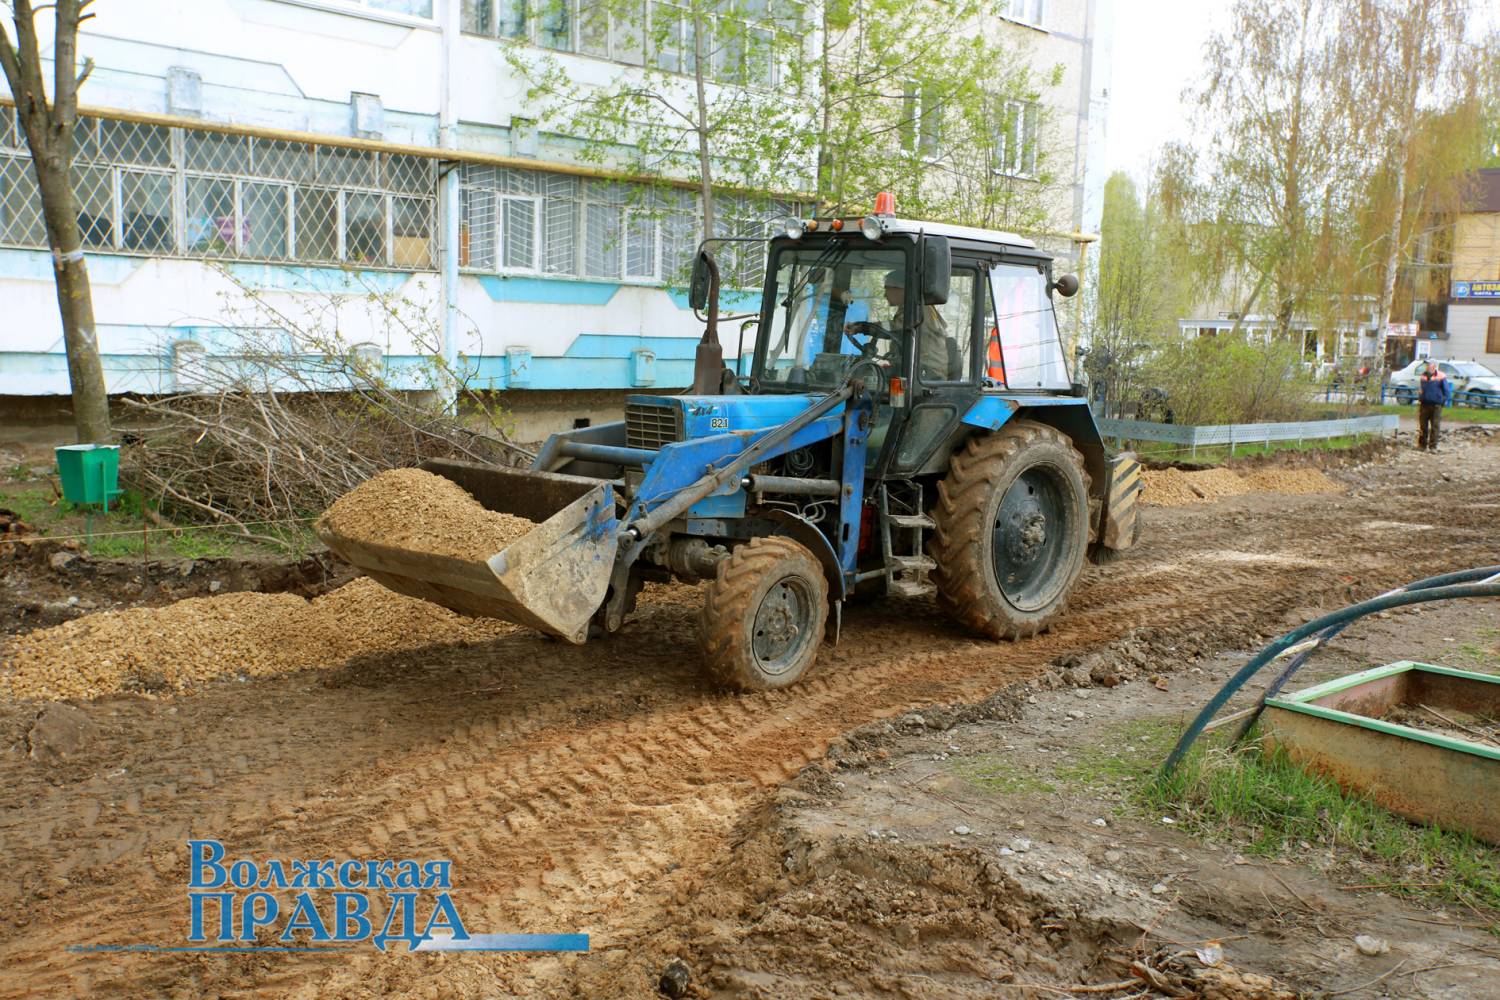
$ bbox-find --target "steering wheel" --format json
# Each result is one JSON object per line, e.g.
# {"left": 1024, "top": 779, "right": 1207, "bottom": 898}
{"left": 843, "top": 321, "right": 891, "bottom": 359}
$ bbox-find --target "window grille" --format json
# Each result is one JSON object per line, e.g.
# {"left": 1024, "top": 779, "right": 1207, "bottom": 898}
{"left": 0, "top": 110, "right": 438, "bottom": 269}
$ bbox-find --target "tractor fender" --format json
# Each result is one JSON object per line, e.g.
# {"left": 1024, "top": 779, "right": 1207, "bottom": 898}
{"left": 959, "top": 397, "right": 1107, "bottom": 497}
{"left": 1006, "top": 403, "right": 1108, "bottom": 500}
{"left": 761, "top": 509, "right": 846, "bottom": 601}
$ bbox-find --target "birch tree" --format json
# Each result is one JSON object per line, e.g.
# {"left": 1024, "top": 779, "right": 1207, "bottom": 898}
{"left": 0, "top": 0, "right": 110, "bottom": 442}
{"left": 811, "top": 0, "right": 1056, "bottom": 231}
{"left": 1337, "top": 0, "right": 1491, "bottom": 333}
{"left": 506, "top": 0, "right": 812, "bottom": 251}
{"left": 1192, "top": 0, "right": 1356, "bottom": 340}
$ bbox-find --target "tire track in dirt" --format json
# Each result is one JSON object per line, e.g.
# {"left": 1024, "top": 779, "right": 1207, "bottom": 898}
{"left": 1, "top": 451, "right": 1495, "bottom": 998}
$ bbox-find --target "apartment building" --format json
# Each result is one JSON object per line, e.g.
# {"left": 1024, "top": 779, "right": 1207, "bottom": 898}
{"left": 0, "top": 0, "right": 1110, "bottom": 435}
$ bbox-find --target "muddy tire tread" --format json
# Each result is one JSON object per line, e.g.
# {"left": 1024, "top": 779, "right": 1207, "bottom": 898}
{"left": 699, "top": 535, "right": 828, "bottom": 691}
{"left": 929, "top": 420, "right": 1090, "bottom": 640}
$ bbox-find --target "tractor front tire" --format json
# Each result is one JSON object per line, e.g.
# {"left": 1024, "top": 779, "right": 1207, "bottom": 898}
{"left": 930, "top": 420, "right": 1090, "bottom": 640}
{"left": 699, "top": 536, "right": 828, "bottom": 691}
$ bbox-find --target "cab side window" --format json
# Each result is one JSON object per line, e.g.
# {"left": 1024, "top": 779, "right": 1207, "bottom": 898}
{"left": 922, "top": 268, "right": 978, "bottom": 382}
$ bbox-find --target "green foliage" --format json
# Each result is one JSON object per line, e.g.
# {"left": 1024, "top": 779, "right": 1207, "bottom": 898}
{"left": 1085, "top": 171, "right": 1198, "bottom": 414}
{"left": 1171, "top": 0, "right": 1498, "bottom": 342}
{"left": 1151, "top": 741, "right": 1500, "bottom": 919}
{"left": 506, "top": 0, "right": 1064, "bottom": 261}
{"left": 812, "top": 0, "right": 1057, "bottom": 232}
{"left": 1140, "top": 333, "right": 1315, "bottom": 426}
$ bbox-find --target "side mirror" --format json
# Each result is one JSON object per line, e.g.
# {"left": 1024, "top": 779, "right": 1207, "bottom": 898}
{"left": 689, "top": 249, "right": 715, "bottom": 312}
{"left": 1051, "top": 273, "right": 1080, "bottom": 298}
{"left": 921, "top": 235, "right": 951, "bottom": 305}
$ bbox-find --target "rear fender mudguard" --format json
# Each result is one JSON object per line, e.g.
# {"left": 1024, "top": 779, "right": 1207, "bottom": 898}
{"left": 963, "top": 397, "right": 1107, "bottom": 499}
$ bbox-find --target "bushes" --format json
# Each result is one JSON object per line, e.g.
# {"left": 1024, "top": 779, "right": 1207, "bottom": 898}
{"left": 1139, "top": 335, "right": 1315, "bottom": 426}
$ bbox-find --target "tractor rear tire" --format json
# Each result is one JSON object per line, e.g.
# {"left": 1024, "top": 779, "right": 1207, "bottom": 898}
{"left": 699, "top": 536, "right": 828, "bottom": 691}
{"left": 930, "top": 420, "right": 1090, "bottom": 640}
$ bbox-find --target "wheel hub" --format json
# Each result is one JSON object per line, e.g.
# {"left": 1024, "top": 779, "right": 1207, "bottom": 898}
{"left": 752, "top": 578, "right": 812, "bottom": 676}
{"left": 992, "top": 467, "right": 1068, "bottom": 612}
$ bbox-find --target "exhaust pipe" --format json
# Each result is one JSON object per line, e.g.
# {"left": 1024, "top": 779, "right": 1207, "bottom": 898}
{"left": 690, "top": 250, "right": 724, "bottom": 394}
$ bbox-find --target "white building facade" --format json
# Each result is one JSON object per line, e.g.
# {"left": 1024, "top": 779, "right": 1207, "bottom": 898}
{"left": 0, "top": 0, "right": 1110, "bottom": 433}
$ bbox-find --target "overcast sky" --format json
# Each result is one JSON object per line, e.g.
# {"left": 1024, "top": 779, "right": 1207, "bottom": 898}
{"left": 1102, "top": 1, "right": 1500, "bottom": 186}
{"left": 1101, "top": 1, "right": 1228, "bottom": 186}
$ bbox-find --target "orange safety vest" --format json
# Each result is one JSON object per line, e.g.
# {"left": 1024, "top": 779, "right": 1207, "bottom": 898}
{"left": 985, "top": 326, "right": 1006, "bottom": 383}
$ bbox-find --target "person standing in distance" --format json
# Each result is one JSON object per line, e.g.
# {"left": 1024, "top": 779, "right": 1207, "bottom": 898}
{"left": 1417, "top": 360, "right": 1452, "bottom": 452}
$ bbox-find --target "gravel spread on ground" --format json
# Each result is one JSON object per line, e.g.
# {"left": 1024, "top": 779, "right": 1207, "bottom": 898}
{"left": 1145, "top": 466, "right": 1342, "bottom": 506}
{"left": 0, "top": 577, "right": 516, "bottom": 702}
{"left": 317, "top": 467, "right": 535, "bottom": 561}
{"left": 1242, "top": 468, "right": 1342, "bottom": 494}
{"left": 1184, "top": 467, "right": 1251, "bottom": 500}
{"left": 1141, "top": 468, "right": 1199, "bottom": 506}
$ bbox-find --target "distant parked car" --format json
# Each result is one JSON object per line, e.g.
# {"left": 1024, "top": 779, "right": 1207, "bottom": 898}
{"left": 1387, "top": 359, "right": 1500, "bottom": 407}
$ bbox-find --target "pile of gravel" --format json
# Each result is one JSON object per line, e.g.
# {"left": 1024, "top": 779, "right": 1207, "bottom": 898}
{"left": 1141, "top": 468, "right": 1199, "bottom": 507}
{"left": 1184, "top": 467, "right": 1251, "bottom": 500}
{"left": 317, "top": 467, "right": 535, "bottom": 561}
{"left": 1243, "top": 468, "right": 1341, "bottom": 494}
{"left": 0, "top": 577, "right": 516, "bottom": 702}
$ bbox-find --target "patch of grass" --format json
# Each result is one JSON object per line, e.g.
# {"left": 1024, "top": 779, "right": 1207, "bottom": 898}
{"left": 0, "top": 487, "right": 71, "bottom": 523}
{"left": 1366, "top": 403, "right": 1500, "bottom": 425}
{"left": 1148, "top": 740, "right": 1500, "bottom": 921}
{"left": 0, "top": 484, "right": 308, "bottom": 560}
{"left": 951, "top": 754, "right": 1057, "bottom": 796}
{"left": 1438, "top": 638, "right": 1500, "bottom": 676}
{"left": 1052, "top": 717, "right": 1181, "bottom": 789}
{"left": 1131, "top": 434, "right": 1378, "bottom": 466}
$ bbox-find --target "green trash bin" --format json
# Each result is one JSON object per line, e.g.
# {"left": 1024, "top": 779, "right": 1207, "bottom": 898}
{"left": 56, "top": 444, "right": 122, "bottom": 510}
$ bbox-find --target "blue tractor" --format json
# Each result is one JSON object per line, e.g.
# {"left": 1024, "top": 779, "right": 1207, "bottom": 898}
{"left": 320, "top": 202, "right": 1142, "bottom": 690}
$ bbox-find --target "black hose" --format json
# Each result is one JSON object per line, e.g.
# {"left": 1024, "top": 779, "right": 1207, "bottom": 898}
{"left": 1160, "top": 573, "right": 1500, "bottom": 778}
{"left": 1226, "top": 565, "right": 1500, "bottom": 745}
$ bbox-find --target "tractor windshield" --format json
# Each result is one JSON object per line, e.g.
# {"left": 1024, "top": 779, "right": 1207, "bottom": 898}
{"left": 756, "top": 244, "right": 910, "bottom": 390}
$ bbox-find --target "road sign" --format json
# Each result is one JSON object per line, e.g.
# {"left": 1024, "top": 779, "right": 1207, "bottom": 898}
{"left": 1452, "top": 280, "right": 1500, "bottom": 299}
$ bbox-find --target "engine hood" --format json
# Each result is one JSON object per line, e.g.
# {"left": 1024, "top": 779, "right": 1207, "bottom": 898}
{"left": 627, "top": 393, "right": 844, "bottom": 440}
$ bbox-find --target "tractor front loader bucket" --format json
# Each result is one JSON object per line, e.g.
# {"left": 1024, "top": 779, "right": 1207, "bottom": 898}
{"left": 318, "top": 459, "right": 619, "bottom": 644}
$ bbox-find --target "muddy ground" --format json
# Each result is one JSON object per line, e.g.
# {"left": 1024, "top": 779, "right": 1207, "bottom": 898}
{"left": 0, "top": 428, "right": 1497, "bottom": 999}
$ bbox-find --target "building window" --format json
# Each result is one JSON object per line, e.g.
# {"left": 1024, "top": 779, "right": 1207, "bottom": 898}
{"left": 995, "top": 99, "right": 1038, "bottom": 177}
{"left": 1488, "top": 317, "right": 1500, "bottom": 354}
{"left": 464, "top": 0, "right": 798, "bottom": 88}
{"left": 899, "top": 83, "right": 941, "bottom": 158}
{"left": 0, "top": 114, "right": 437, "bottom": 268}
{"left": 348, "top": 0, "right": 434, "bottom": 16}
{"left": 1001, "top": 0, "right": 1043, "bottom": 27}
{"left": 457, "top": 164, "right": 797, "bottom": 288}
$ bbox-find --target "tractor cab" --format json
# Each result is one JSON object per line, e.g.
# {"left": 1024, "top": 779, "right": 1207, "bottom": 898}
{"left": 732, "top": 206, "right": 1079, "bottom": 480}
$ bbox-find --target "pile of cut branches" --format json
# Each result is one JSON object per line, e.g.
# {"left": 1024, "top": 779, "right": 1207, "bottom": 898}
{"left": 123, "top": 382, "right": 525, "bottom": 546}
{"left": 119, "top": 270, "right": 529, "bottom": 546}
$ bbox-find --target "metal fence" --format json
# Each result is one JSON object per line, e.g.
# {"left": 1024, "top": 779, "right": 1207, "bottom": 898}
{"left": 1320, "top": 382, "right": 1500, "bottom": 409}
{"left": 1096, "top": 413, "right": 1399, "bottom": 459}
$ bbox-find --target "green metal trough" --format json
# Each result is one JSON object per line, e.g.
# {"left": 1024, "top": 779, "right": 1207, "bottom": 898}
{"left": 1263, "top": 661, "right": 1500, "bottom": 845}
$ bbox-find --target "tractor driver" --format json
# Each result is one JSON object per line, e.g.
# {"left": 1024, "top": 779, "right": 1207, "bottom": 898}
{"left": 844, "top": 269, "right": 955, "bottom": 380}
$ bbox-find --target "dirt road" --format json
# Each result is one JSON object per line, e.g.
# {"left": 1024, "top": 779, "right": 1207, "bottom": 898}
{"left": 1, "top": 433, "right": 1496, "bottom": 998}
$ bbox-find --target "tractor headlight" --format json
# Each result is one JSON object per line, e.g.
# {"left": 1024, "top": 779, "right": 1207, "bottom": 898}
{"left": 860, "top": 216, "right": 883, "bottom": 241}
{"left": 783, "top": 217, "right": 805, "bottom": 240}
